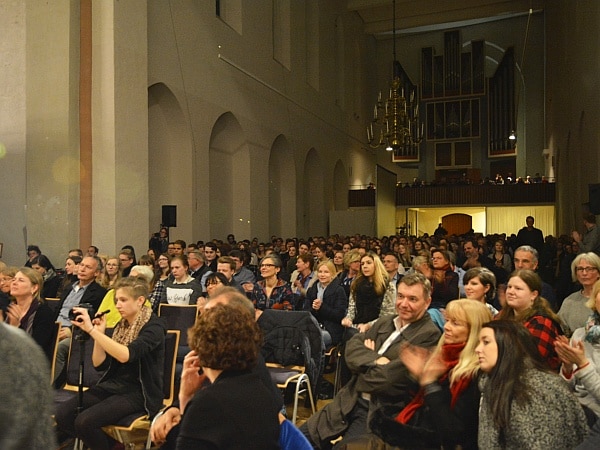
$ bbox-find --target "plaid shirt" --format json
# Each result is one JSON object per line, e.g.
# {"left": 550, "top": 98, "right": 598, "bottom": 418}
{"left": 525, "top": 315, "right": 562, "bottom": 371}
{"left": 149, "top": 279, "right": 166, "bottom": 313}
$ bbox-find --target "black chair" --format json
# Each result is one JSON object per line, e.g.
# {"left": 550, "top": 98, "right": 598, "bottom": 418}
{"left": 102, "top": 329, "right": 180, "bottom": 449}
{"left": 158, "top": 304, "right": 197, "bottom": 379}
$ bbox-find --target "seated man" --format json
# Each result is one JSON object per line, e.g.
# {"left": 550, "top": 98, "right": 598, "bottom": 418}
{"left": 299, "top": 272, "right": 441, "bottom": 449}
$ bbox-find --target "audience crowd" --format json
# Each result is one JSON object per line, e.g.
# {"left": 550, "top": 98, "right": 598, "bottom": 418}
{"left": 2, "top": 213, "right": 600, "bottom": 449}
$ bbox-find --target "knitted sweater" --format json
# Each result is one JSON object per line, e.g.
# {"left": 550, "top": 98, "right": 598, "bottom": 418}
{"left": 478, "top": 368, "right": 588, "bottom": 449}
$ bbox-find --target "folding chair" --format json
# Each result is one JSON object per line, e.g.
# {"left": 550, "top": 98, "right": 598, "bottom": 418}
{"left": 44, "top": 297, "right": 62, "bottom": 313}
{"left": 158, "top": 303, "right": 197, "bottom": 340}
{"left": 102, "top": 329, "right": 180, "bottom": 449}
{"left": 158, "top": 303, "right": 197, "bottom": 374}
{"left": 258, "top": 310, "right": 324, "bottom": 424}
{"left": 49, "top": 321, "right": 62, "bottom": 384}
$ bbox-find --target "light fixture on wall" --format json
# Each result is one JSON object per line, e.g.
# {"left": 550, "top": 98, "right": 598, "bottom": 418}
{"left": 508, "top": 130, "right": 516, "bottom": 141}
{"left": 366, "top": 0, "right": 423, "bottom": 153}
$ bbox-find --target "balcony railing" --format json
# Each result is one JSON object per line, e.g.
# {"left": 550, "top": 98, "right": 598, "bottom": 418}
{"left": 348, "top": 183, "right": 555, "bottom": 208}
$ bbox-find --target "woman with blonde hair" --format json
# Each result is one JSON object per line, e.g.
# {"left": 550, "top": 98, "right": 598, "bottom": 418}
{"left": 55, "top": 276, "right": 165, "bottom": 449}
{"left": 369, "top": 299, "right": 493, "bottom": 449}
{"left": 99, "top": 256, "right": 121, "bottom": 290}
{"left": 5, "top": 267, "right": 56, "bottom": 359}
{"left": 341, "top": 251, "right": 394, "bottom": 333}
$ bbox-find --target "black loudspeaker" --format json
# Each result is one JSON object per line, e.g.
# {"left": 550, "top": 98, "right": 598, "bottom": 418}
{"left": 162, "top": 205, "right": 177, "bottom": 227}
{"left": 590, "top": 184, "right": 600, "bottom": 215}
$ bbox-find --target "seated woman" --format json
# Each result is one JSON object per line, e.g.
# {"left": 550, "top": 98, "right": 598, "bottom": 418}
{"left": 304, "top": 260, "right": 348, "bottom": 348}
{"left": 5, "top": 267, "right": 55, "bottom": 358}
{"left": 177, "top": 302, "right": 280, "bottom": 449}
{"left": 198, "top": 271, "right": 230, "bottom": 312}
{"left": 497, "top": 269, "right": 564, "bottom": 370}
{"left": 336, "top": 249, "right": 361, "bottom": 299}
{"left": 55, "top": 276, "right": 166, "bottom": 450}
{"left": 30, "top": 254, "right": 62, "bottom": 299}
{"left": 57, "top": 255, "right": 82, "bottom": 298}
{"left": 430, "top": 249, "right": 459, "bottom": 310}
{"left": 555, "top": 279, "right": 600, "bottom": 447}
{"left": 477, "top": 320, "right": 587, "bottom": 448}
{"left": 98, "top": 256, "right": 121, "bottom": 290}
{"left": 248, "top": 255, "right": 295, "bottom": 311}
{"left": 96, "top": 265, "right": 155, "bottom": 328}
{"left": 366, "top": 299, "right": 492, "bottom": 450}
{"left": 463, "top": 267, "right": 499, "bottom": 316}
{"left": 341, "top": 252, "right": 394, "bottom": 334}
{"left": 0, "top": 266, "right": 17, "bottom": 320}
{"left": 160, "top": 255, "right": 203, "bottom": 305}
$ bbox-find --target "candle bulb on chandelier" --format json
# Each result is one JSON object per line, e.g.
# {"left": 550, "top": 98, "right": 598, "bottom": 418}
{"left": 373, "top": 104, "right": 378, "bottom": 120}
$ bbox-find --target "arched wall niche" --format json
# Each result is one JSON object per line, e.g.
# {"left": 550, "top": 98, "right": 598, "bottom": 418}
{"left": 148, "top": 82, "right": 193, "bottom": 240}
{"left": 302, "top": 148, "right": 326, "bottom": 236}
{"left": 208, "top": 112, "right": 251, "bottom": 240}
{"left": 333, "top": 159, "right": 348, "bottom": 211}
{"left": 269, "top": 135, "right": 296, "bottom": 238}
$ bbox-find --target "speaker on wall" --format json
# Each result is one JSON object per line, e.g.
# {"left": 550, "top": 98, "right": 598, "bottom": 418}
{"left": 162, "top": 205, "right": 177, "bottom": 227}
{"left": 590, "top": 184, "right": 600, "bottom": 215}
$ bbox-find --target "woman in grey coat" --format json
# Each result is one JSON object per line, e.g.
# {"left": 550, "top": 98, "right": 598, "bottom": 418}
{"left": 476, "top": 320, "right": 587, "bottom": 449}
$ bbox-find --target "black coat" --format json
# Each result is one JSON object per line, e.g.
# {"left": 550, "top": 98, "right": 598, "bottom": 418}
{"left": 177, "top": 370, "right": 280, "bottom": 449}
{"left": 305, "top": 278, "right": 348, "bottom": 346}
{"left": 53, "top": 281, "right": 108, "bottom": 321}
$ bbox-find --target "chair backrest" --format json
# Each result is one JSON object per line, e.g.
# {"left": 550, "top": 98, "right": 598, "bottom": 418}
{"left": 162, "top": 330, "right": 180, "bottom": 406}
{"left": 49, "top": 321, "right": 62, "bottom": 383}
{"left": 64, "top": 332, "right": 105, "bottom": 391}
{"left": 258, "top": 310, "right": 325, "bottom": 392}
{"left": 44, "top": 297, "right": 62, "bottom": 313}
{"left": 158, "top": 304, "right": 197, "bottom": 346}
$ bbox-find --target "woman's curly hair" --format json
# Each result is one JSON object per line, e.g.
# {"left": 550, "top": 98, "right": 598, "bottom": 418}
{"left": 188, "top": 303, "right": 262, "bottom": 371}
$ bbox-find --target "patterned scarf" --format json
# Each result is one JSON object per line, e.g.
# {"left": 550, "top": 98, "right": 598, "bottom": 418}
{"left": 584, "top": 311, "right": 600, "bottom": 345}
{"left": 395, "top": 342, "right": 469, "bottom": 424}
{"left": 112, "top": 306, "right": 152, "bottom": 346}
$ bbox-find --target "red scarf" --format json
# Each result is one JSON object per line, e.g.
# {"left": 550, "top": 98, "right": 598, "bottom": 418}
{"left": 395, "top": 342, "right": 470, "bottom": 424}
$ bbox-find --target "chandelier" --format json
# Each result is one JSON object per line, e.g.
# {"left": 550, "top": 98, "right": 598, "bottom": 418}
{"left": 366, "top": 0, "right": 423, "bottom": 154}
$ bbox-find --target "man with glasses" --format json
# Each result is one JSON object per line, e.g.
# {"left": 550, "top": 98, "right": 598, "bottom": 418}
{"left": 119, "top": 249, "right": 135, "bottom": 277}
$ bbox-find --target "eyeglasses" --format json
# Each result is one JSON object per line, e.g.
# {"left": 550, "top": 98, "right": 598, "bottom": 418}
{"left": 576, "top": 266, "right": 599, "bottom": 273}
{"left": 260, "top": 263, "right": 276, "bottom": 268}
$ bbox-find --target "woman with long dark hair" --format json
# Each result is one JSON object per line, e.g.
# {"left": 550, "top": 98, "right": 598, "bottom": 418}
{"left": 430, "top": 249, "right": 459, "bottom": 309}
{"left": 476, "top": 320, "right": 587, "bottom": 448}
{"left": 30, "top": 254, "right": 61, "bottom": 299}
